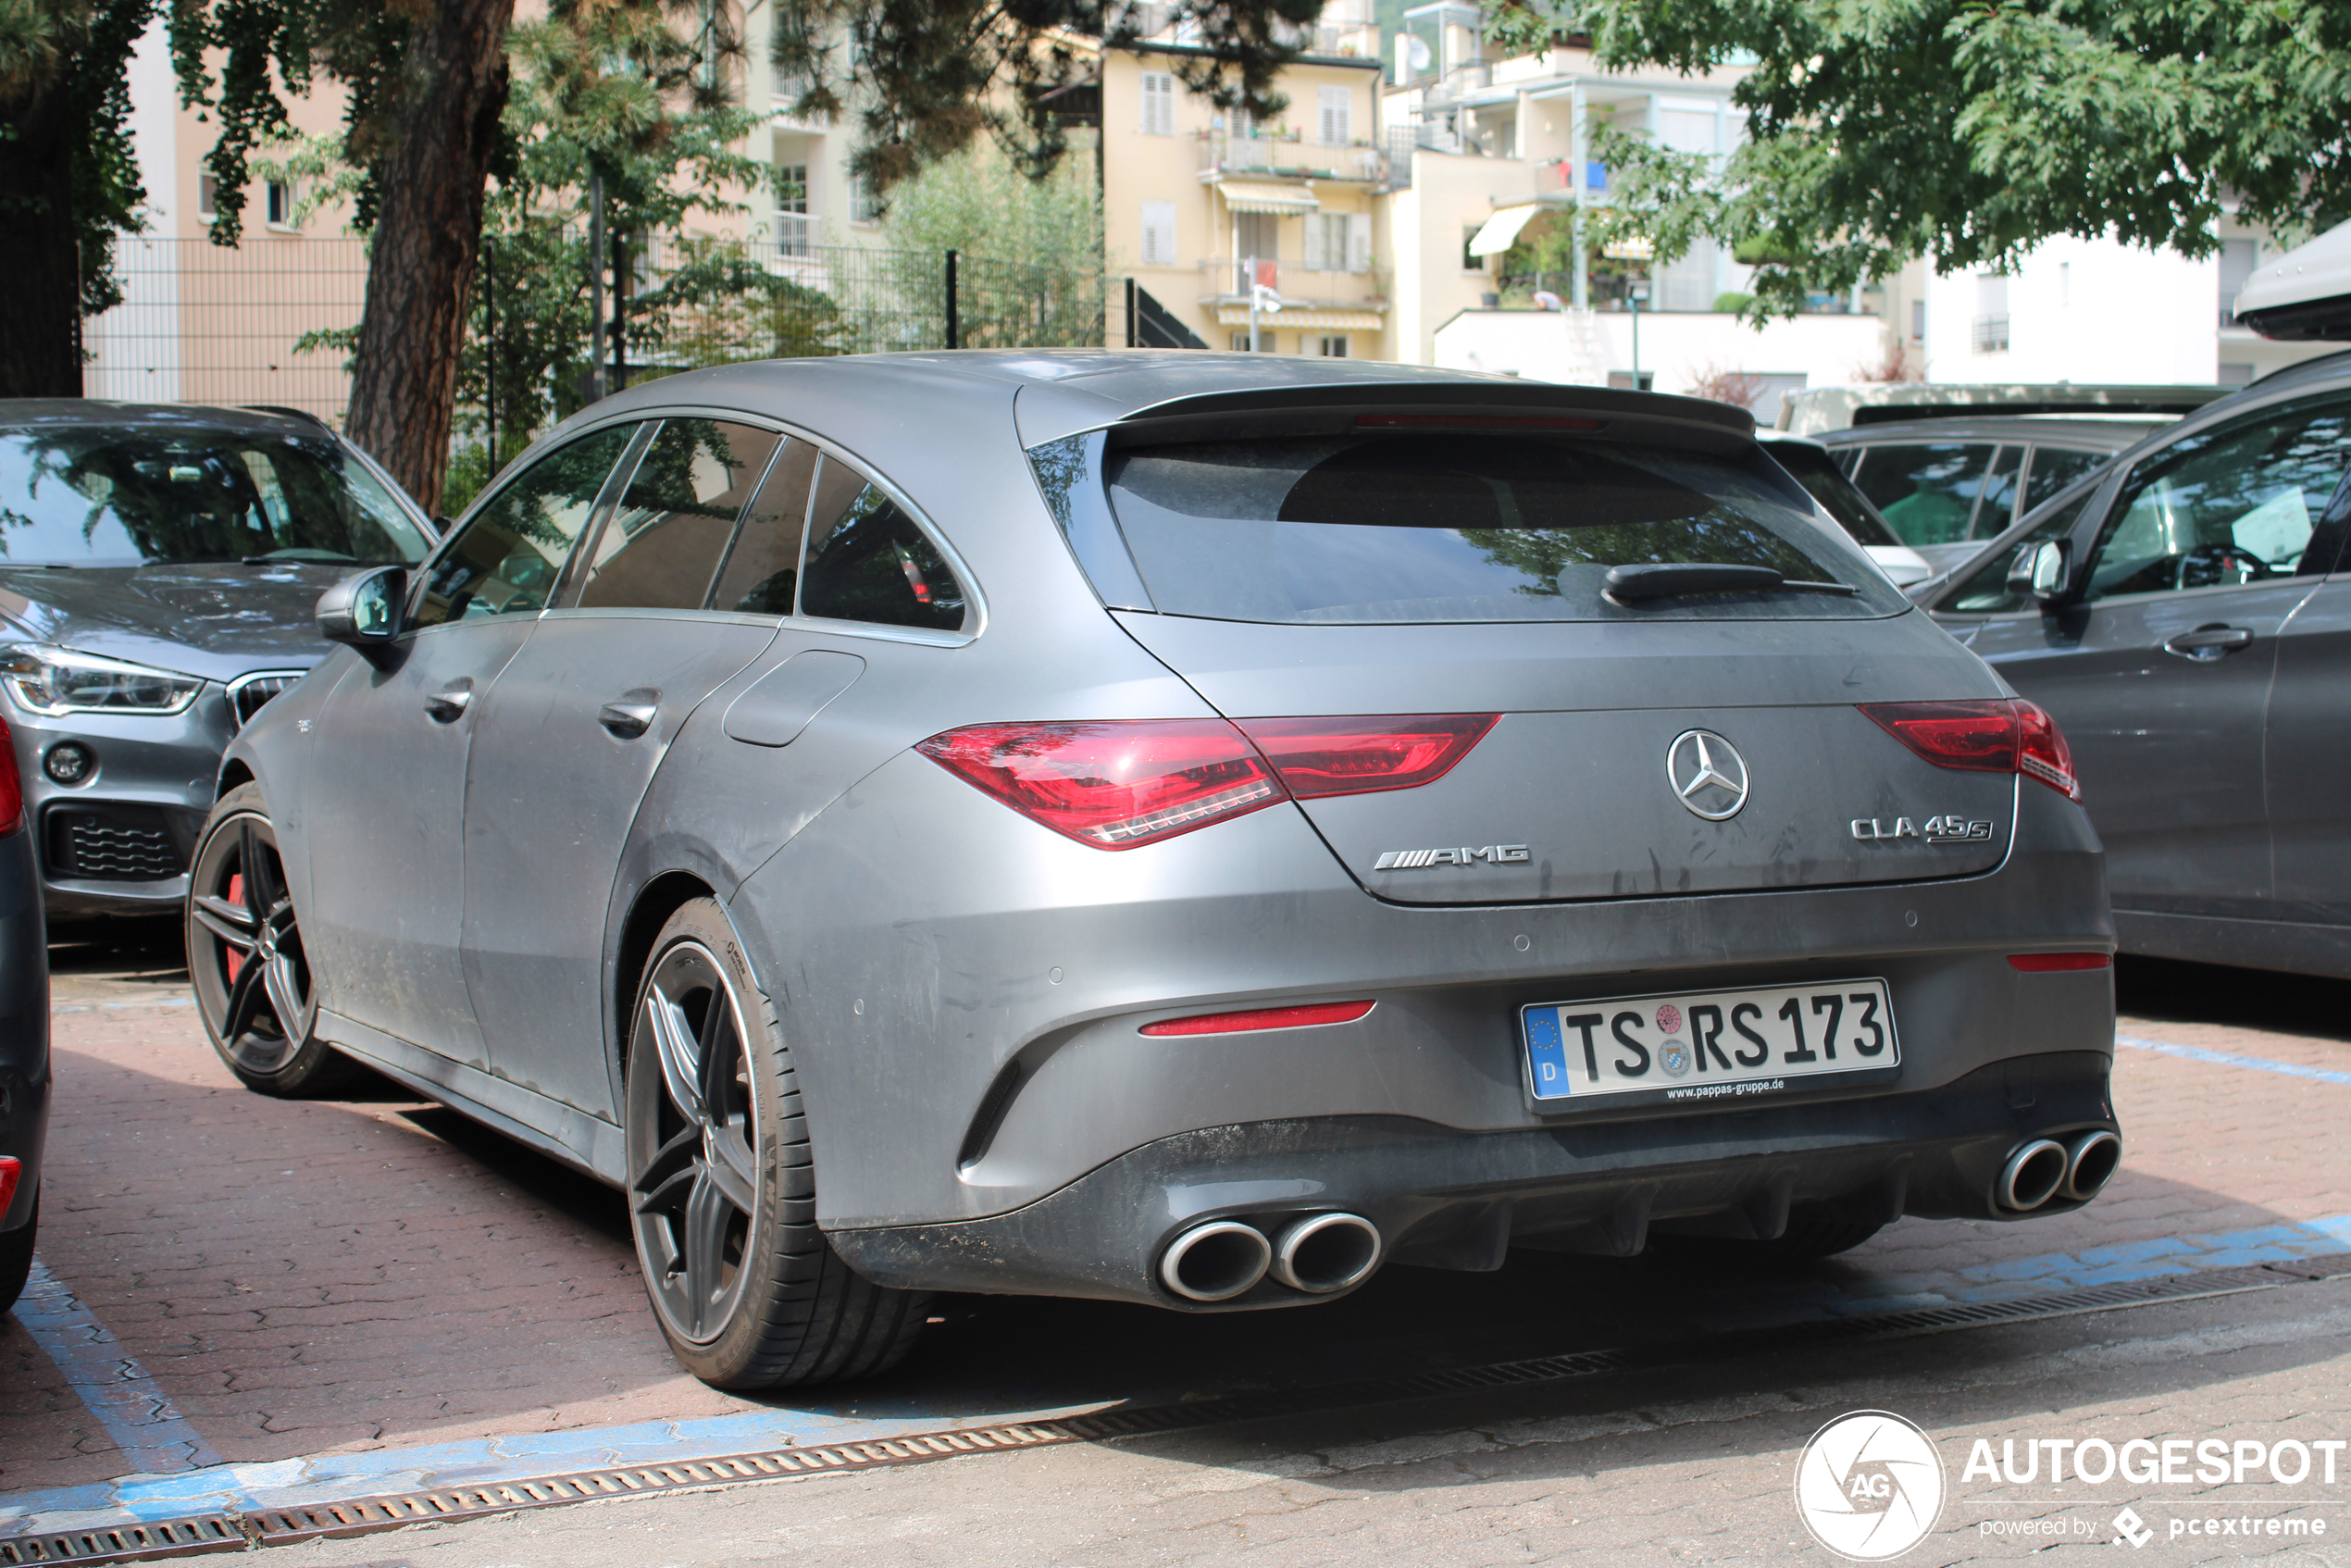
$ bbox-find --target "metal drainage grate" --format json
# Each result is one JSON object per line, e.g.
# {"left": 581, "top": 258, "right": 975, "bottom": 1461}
{"left": 7, "top": 1252, "right": 2348, "bottom": 1565}
{"left": 0, "top": 1515, "right": 245, "bottom": 1563}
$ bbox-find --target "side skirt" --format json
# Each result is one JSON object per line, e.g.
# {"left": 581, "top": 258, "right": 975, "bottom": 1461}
{"left": 315, "top": 1010, "right": 628, "bottom": 1187}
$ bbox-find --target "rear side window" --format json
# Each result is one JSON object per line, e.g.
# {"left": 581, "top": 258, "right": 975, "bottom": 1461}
{"left": 574, "top": 419, "right": 781, "bottom": 610}
{"left": 710, "top": 439, "right": 817, "bottom": 616}
{"left": 1847, "top": 442, "right": 1998, "bottom": 546}
{"left": 800, "top": 454, "right": 969, "bottom": 631}
{"left": 1087, "top": 431, "right": 1907, "bottom": 624}
{"left": 2021, "top": 446, "right": 2108, "bottom": 512}
{"left": 415, "top": 425, "right": 634, "bottom": 627}
{"left": 1762, "top": 441, "right": 1898, "bottom": 547}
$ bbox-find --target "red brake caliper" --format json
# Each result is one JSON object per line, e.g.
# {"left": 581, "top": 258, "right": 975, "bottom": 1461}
{"left": 224, "top": 872, "right": 245, "bottom": 982}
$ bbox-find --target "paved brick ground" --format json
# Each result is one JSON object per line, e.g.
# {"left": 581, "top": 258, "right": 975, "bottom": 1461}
{"left": 6, "top": 938, "right": 2351, "bottom": 1564}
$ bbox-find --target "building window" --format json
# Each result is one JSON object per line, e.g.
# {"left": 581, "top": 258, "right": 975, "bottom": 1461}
{"left": 1462, "top": 225, "right": 1484, "bottom": 272}
{"left": 776, "top": 164, "right": 811, "bottom": 256}
{"left": 1318, "top": 335, "right": 1350, "bottom": 357}
{"left": 264, "top": 180, "right": 292, "bottom": 228}
{"left": 1141, "top": 71, "right": 1176, "bottom": 136}
{"left": 1317, "top": 85, "right": 1351, "bottom": 146}
{"left": 197, "top": 176, "right": 218, "bottom": 219}
{"left": 849, "top": 173, "right": 883, "bottom": 226}
{"left": 1230, "top": 331, "right": 1278, "bottom": 352}
{"left": 1972, "top": 271, "right": 2009, "bottom": 354}
{"left": 1140, "top": 201, "right": 1177, "bottom": 267}
{"left": 1909, "top": 300, "right": 1925, "bottom": 342}
{"left": 1305, "top": 212, "right": 1373, "bottom": 273}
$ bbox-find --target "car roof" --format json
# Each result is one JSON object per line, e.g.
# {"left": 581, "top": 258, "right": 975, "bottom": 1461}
{"left": 569, "top": 350, "right": 1761, "bottom": 450}
{"left": 0, "top": 399, "right": 331, "bottom": 439}
{"left": 1818, "top": 417, "right": 2163, "bottom": 452}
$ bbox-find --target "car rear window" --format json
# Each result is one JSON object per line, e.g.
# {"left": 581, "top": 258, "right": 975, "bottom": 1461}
{"left": 1077, "top": 431, "right": 1906, "bottom": 624}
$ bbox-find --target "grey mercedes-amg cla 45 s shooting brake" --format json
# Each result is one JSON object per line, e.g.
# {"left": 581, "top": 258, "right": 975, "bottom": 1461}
{"left": 191, "top": 354, "right": 2121, "bottom": 1388}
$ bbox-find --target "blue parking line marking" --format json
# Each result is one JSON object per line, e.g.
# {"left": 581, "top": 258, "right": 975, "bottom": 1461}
{"left": 2117, "top": 1035, "right": 2351, "bottom": 1087}
{"left": 10, "top": 1260, "right": 224, "bottom": 1478}
{"left": 6, "top": 1211, "right": 2349, "bottom": 1540}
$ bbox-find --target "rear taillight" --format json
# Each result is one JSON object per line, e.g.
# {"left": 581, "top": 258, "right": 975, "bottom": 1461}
{"left": 1237, "top": 714, "right": 1498, "bottom": 799}
{"left": 915, "top": 720, "right": 1287, "bottom": 849}
{"left": 0, "top": 713, "right": 19, "bottom": 835}
{"left": 2008, "top": 952, "right": 2110, "bottom": 972}
{"left": 0, "top": 1155, "right": 19, "bottom": 1213}
{"left": 1859, "top": 698, "right": 2081, "bottom": 802}
{"left": 1140, "top": 1000, "right": 1375, "bottom": 1036}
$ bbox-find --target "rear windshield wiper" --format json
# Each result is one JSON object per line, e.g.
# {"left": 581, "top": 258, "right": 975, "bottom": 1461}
{"left": 1603, "top": 562, "right": 1857, "bottom": 603}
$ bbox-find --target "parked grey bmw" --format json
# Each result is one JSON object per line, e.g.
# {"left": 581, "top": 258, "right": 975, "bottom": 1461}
{"left": 0, "top": 404, "right": 438, "bottom": 917}
{"left": 193, "top": 354, "right": 2121, "bottom": 1388}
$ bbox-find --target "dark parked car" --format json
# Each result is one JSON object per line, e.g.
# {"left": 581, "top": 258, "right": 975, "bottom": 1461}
{"left": 0, "top": 706, "right": 49, "bottom": 1315}
{"left": 1923, "top": 349, "right": 2351, "bottom": 978}
{"left": 1823, "top": 417, "right": 2167, "bottom": 575}
{"left": 197, "top": 355, "right": 2119, "bottom": 1390}
{"left": 0, "top": 403, "right": 437, "bottom": 919}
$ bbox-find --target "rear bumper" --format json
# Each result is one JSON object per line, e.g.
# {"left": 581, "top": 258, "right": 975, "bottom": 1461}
{"left": 827, "top": 1051, "right": 2117, "bottom": 1310}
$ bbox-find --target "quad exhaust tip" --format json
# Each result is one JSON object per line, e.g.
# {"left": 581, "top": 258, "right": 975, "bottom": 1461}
{"left": 1270, "top": 1213, "right": 1383, "bottom": 1294}
{"left": 1160, "top": 1220, "right": 1273, "bottom": 1301}
{"left": 1997, "top": 1138, "right": 2071, "bottom": 1212}
{"left": 2063, "top": 1129, "right": 2122, "bottom": 1201}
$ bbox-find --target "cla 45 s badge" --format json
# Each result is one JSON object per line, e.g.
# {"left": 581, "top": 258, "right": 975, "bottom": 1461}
{"left": 1852, "top": 815, "right": 1996, "bottom": 844}
{"left": 1373, "top": 844, "right": 1530, "bottom": 870}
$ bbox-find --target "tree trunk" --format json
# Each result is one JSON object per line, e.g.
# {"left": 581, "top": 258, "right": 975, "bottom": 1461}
{"left": 343, "top": 0, "right": 516, "bottom": 516}
{"left": 0, "top": 88, "right": 89, "bottom": 398}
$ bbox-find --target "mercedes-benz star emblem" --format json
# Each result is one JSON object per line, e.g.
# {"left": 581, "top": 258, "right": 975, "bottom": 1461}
{"left": 1667, "top": 729, "right": 1750, "bottom": 821}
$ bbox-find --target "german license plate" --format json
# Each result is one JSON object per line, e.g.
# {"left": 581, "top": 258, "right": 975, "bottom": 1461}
{"left": 1522, "top": 978, "right": 1898, "bottom": 1107}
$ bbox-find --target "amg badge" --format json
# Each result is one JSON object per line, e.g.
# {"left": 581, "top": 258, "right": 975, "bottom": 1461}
{"left": 1374, "top": 844, "right": 1530, "bottom": 871}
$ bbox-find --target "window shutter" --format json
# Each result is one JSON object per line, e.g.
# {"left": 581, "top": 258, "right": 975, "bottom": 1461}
{"left": 1304, "top": 215, "right": 1326, "bottom": 271}
{"left": 1346, "top": 213, "right": 1372, "bottom": 273}
{"left": 1141, "top": 201, "right": 1176, "bottom": 266}
{"left": 1141, "top": 73, "right": 1174, "bottom": 136}
{"left": 1318, "top": 86, "right": 1350, "bottom": 146}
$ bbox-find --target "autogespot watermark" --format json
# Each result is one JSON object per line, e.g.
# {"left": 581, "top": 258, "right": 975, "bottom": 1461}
{"left": 1795, "top": 1411, "right": 2342, "bottom": 1557}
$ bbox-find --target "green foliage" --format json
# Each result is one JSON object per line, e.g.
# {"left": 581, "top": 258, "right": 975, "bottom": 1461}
{"left": 0, "top": 0, "right": 158, "bottom": 317}
{"left": 1536, "top": 0, "right": 2351, "bottom": 319}
{"left": 770, "top": 1, "right": 1322, "bottom": 190}
{"left": 881, "top": 141, "right": 1103, "bottom": 266}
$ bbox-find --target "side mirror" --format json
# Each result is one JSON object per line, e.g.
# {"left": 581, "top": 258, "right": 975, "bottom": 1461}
{"left": 2006, "top": 540, "right": 2070, "bottom": 604}
{"left": 317, "top": 566, "right": 407, "bottom": 653}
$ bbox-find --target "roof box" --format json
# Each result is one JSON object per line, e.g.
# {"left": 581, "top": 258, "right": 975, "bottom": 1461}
{"left": 2234, "top": 220, "right": 2351, "bottom": 342}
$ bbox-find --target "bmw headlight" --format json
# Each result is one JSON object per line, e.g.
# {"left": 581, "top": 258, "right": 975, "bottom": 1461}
{"left": 1, "top": 645, "right": 205, "bottom": 716}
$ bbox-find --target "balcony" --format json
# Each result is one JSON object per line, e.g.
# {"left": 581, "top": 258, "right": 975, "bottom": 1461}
{"left": 1129, "top": 5, "right": 1377, "bottom": 59}
{"left": 1198, "top": 130, "right": 1386, "bottom": 183}
{"left": 1972, "top": 313, "right": 2011, "bottom": 354}
{"left": 1197, "top": 257, "right": 1389, "bottom": 312}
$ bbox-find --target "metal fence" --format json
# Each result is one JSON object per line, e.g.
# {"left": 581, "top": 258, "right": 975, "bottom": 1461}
{"left": 84, "top": 232, "right": 1108, "bottom": 430}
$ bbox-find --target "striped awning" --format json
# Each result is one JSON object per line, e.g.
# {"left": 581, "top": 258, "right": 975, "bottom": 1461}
{"left": 1217, "top": 180, "right": 1322, "bottom": 214}
{"left": 1212, "top": 305, "right": 1386, "bottom": 330}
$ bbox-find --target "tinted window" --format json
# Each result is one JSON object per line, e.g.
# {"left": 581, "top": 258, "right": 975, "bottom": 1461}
{"left": 575, "top": 420, "right": 779, "bottom": 610}
{"left": 2021, "top": 446, "right": 2108, "bottom": 512}
{"left": 1848, "top": 442, "right": 1998, "bottom": 546}
{"left": 711, "top": 440, "right": 816, "bottom": 616}
{"left": 413, "top": 426, "right": 633, "bottom": 628}
{"left": 1097, "top": 432, "right": 1906, "bottom": 624}
{"left": 2084, "top": 401, "right": 2351, "bottom": 601}
{"left": 0, "top": 423, "right": 431, "bottom": 567}
{"left": 1762, "top": 441, "right": 1898, "bottom": 547}
{"left": 1972, "top": 445, "right": 2022, "bottom": 537}
{"left": 801, "top": 455, "right": 969, "bottom": 631}
{"left": 1942, "top": 489, "right": 2101, "bottom": 614}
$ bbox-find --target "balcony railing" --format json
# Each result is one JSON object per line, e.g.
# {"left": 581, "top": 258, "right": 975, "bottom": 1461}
{"left": 1129, "top": 5, "right": 1376, "bottom": 58}
{"left": 1198, "top": 258, "right": 1389, "bottom": 306}
{"left": 1972, "top": 313, "right": 2011, "bottom": 353}
{"left": 1198, "top": 130, "right": 1385, "bottom": 181}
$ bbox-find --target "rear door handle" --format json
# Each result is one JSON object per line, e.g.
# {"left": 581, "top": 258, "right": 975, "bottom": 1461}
{"left": 424, "top": 685, "right": 473, "bottom": 722}
{"left": 599, "top": 700, "right": 658, "bottom": 739}
{"left": 2161, "top": 624, "right": 2254, "bottom": 661}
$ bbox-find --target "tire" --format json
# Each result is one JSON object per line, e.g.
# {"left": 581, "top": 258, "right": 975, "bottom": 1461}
{"left": 185, "top": 784, "right": 359, "bottom": 1098}
{"left": 624, "top": 898, "right": 928, "bottom": 1388}
{"left": 0, "top": 1196, "right": 36, "bottom": 1316}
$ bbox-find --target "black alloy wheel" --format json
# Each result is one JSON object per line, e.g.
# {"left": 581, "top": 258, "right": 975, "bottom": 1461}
{"left": 624, "top": 898, "right": 928, "bottom": 1388}
{"left": 186, "top": 784, "right": 355, "bottom": 1096}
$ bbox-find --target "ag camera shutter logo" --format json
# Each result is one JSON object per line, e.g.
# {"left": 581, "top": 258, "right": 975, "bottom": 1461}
{"left": 1795, "top": 1411, "right": 1947, "bottom": 1561}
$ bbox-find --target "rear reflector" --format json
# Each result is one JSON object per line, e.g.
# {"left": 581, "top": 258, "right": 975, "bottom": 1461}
{"left": 1355, "top": 413, "right": 1604, "bottom": 431}
{"left": 0, "top": 1155, "right": 18, "bottom": 1214}
{"left": 915, "top": 719, "right": 1286, "bottom": 849}
{"left": 1238, "top": 714, "right": 1498, "bottom": 798}
{"left": 2008, "top": 952, "right": 2112, "bottom": 972}
{"left": 1859, "top": 698, "right": 2081, "bottom": 801}
{"left": 1140, "top": 1000, "right": 1375, "bottom": 1036}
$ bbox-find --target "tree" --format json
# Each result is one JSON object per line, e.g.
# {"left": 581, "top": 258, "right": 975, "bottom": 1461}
{"left": 1493, "top": 0, "right": 2351, "bottom": 319}
{"left": 0, "top": 0, "right": 153, "bottom": 397}
{"left": 770, "top": 0, "right": 1325, "bottom": 190}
